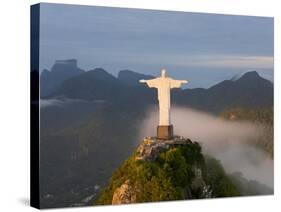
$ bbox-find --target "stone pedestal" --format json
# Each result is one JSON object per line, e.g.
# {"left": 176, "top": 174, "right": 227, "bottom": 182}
{"left": 157, "top": 125, "right": 173, "bottom": 140}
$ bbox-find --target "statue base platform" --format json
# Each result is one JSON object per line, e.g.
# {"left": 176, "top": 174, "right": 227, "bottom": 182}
{"left": 157, "top": 125, "right": 173, "bottom": 140}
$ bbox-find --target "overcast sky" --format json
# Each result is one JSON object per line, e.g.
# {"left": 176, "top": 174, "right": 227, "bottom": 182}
{"left": 39, "top": 3, "right": 273, "bottom": 88}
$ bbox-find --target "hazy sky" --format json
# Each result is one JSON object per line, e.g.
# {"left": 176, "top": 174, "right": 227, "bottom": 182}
{"left": 39, "top": 3, "right": 274, "bottom": 88}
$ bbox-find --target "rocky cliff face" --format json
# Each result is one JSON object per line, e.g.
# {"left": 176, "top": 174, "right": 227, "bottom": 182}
{"left": 40, "top": 59, "right": 85, "bottom": 97}
{"left": 111, "top": 180, "right": 136, "bottom": 204}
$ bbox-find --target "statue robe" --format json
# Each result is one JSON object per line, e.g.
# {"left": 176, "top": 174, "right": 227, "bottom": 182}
{"left": 145, "top": 77, "right": 185, "bottom": 126}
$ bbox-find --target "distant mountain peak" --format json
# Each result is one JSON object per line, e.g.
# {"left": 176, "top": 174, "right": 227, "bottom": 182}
{"left": 118, "top": 70, "right": 154, "bottom": 86}
{"left": 40, "top": 59, "right": 85, "bottom": 97}
{"left": 86, "top": 67, "right": 113, "bottom": 77}
{"left": 236, "top": 71, "right": 273, "bottom": 87}
{"left": 118, "top": 69, "right": 135, "bottom": 74}
{"left": 87, "top": 68, "right": 116, "bottom": 80}
{"left": 51, "top": 59, "right": 81, "bottom": 73}
{"left": 230, "top": 71, "right": 260, "bottom": 82}
{"left": 240, "top": 71, "right": 260, "bottom": 79}
{"left": 54, "top": 59, "right": 78, "bottom": 67}
{"left": 92, "top": 67, "right": 107, "bottom": 73}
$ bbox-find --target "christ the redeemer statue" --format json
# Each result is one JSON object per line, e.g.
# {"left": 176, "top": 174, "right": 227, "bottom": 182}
{"left": 140, "top": 69, "right": 188, "bottom": 139}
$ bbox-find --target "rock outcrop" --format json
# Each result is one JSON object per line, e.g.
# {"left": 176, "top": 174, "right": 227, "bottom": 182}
{"left": 111, "top": 180, "right": 136, "bottom": 204}
{"left": 190, "top": 167, "right": 212, "bottom": 198}
{"left": 135, "top": 136, "right": 193, "bottom": 161}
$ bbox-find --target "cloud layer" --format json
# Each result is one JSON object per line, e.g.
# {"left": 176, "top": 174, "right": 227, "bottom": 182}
{"left": 138, "top": 106, "right": 273, "bottom": 188}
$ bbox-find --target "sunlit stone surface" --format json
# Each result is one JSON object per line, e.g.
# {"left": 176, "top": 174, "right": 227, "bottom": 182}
{"left": 140, "top": 69, "right": 188, "bottom": 138}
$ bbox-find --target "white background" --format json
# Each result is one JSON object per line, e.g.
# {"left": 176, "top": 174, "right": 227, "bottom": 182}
{"left": 0, "top": 0, "right": 280, "bottom": 211}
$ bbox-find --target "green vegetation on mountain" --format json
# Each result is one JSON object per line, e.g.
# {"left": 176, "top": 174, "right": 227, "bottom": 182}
{"left": 96, "top": 142, "right": 239, "bottom": 205}
{"left": 229, "top": 172, "right": 273, "bottom": 196}
{"left": 203, "top": 156, "right": 240, "bottom": 197}
{"left": 220, "top": 107, "right": 273, "bottom": 157}
{"left": 220, "top": 107, "right": 273, "bottom": 125}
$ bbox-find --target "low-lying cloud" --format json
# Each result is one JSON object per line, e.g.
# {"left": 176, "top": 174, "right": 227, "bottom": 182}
{"left": 40, "top": 98, "right": 105, "bottom": 108}
{"left": 138, "top": 106, "right": 273, "bottom": 188}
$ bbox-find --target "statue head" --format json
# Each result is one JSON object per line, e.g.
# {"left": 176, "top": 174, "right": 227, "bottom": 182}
{"left": 161, "top": 69, "right": 167, "bottom": 78}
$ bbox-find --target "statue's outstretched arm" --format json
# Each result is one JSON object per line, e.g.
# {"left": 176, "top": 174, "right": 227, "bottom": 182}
{"left": 139, "top": 78, "right": 158, "bottom": 88}
{"left": 170, "top": 79, "right": 188, "bottom": 88}
{"left": 139, "top": 79, "right": 147, "bottom": 83}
